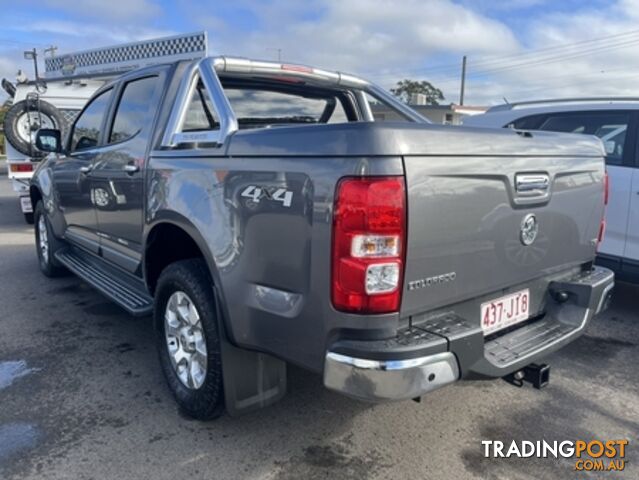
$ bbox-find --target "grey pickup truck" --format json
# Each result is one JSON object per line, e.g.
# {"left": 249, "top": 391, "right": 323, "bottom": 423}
{"left": 30, "top": 56, "right": 614, "bottom": 420}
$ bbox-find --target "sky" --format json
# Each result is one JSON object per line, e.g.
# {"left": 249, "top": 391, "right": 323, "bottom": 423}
{"left": 1, "top": 0, "right": 638, "bottom": 105}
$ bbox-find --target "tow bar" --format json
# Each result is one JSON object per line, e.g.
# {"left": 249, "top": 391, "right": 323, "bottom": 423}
{"left": 504, "top": 363, "right": 550, "bottom": 389}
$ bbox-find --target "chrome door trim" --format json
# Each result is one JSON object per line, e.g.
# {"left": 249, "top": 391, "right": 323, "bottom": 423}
{"left": 516, "top": 173, "right": 550, "bottom": 196}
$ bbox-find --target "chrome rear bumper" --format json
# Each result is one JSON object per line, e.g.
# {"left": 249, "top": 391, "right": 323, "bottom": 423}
{"left": 323, "top": 351, "right": 459, "bottom": 402}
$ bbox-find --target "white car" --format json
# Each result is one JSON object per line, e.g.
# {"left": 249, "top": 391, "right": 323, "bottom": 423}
{"left": 464, "top": 98, "right": 639, "bottom": 282}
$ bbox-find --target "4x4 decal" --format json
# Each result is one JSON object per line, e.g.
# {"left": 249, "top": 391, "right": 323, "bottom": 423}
{"left": 240, "top": 185, "right": 293, "bottom": 208}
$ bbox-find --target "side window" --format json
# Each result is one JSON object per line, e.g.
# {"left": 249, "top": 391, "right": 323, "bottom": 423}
{"left": 509, "top": 114, "right": 547, "bottom": 130}
{"left": 109, "top": 76, "right": 160, "bottom": 144}
{"left": 536, "top": 112, "right": 631, "bottom": 166}
{"left": 183, "top": 82, "right": 218, "bottom": 132}
{"left": 70, "top": 88, "right": 113, "bottom": 152}
{"left": 365, "top": 93, "right": 411, "bottom": 123}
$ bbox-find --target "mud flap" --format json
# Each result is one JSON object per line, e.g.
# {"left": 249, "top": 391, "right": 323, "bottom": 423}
{"left": 220, "top": 331, "right": 287, "bottom": 417}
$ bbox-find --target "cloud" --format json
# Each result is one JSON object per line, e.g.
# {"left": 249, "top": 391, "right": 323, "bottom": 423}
{"left": 460, "top": 0, "right": 639, "bottom": 103}
{"left": 35, "top": 0, "right": 162, "bottom": 21}
{"left": 2, "top": 0, "right": 638, "bottom": 106}
{"left": 0, "top": 54, "right": 29, "bottom": 95}
{"left": 203, "top": 0, "right": 520, "bottom": 74}
{"left": 14, "top": 19, "right": 177, "bottom": 45}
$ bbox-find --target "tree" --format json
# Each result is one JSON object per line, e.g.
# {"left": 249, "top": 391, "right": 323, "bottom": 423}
{"left": 0, "top": 99, "right": 11, "bottom": 156}
{"left": 390, "top": 79, "right": 445, "bottom": 105}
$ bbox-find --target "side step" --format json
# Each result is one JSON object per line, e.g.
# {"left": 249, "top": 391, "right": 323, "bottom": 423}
{"left": 55, "top": 248, "right": 153, "bottom": 316}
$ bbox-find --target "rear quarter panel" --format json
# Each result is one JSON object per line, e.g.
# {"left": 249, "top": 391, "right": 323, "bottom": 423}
{"left": 146, "top": 150, "right": 403, "bottom": 372}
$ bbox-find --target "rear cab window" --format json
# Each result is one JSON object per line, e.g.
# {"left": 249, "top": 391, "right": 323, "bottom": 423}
{"left": 179, "top": 76, "right": 412, "bottom": 133}
{"left": 183, "top": 82, "right": 219, "bottom": 132}
{"left": 224, "top": 89, "right": 348, "bottom": 128}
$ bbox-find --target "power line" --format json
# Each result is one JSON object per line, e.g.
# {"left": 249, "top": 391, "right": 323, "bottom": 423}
{"left": 367, "top": 36, "right": 639, "bottom": 85}
{"left": 482, "top": 70, "right": 639, "bottom": 100}
{"left": 467, "top": 37, "right": 639, "bottom": 77}
{"left": 457, "top": 28, "right": 639, "bottom": 70}
{"left": 361, "top": 28, "right": 639, "bottom": 80}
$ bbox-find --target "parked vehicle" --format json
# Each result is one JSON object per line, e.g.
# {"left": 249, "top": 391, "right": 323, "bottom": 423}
{"left": 1, "top": 76, "right": 102, "bottom": 223}
{"left": 30, "top": 57, "right": 614, "bottom": 420}
{"left": 464, "top": 98, "right": 639, "bottom": 282}
{"left": 2, "top": 32, "right": 207, "bottom": 223}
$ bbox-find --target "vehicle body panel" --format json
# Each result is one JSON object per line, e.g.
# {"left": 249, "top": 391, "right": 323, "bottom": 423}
{"left": 625, "top": 168, "right": 639, "bottom": 262}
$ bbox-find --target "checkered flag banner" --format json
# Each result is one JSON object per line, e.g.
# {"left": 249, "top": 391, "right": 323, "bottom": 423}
{"left": 45, "top": 32, "right": 207, "bottom": 79}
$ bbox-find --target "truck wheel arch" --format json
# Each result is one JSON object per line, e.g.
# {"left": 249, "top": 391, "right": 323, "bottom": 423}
{"left": 30, "top": 185, "right": 43, "bottom": 210}
{"left": 143, "top": 217, "right": 223, "bottom": 298}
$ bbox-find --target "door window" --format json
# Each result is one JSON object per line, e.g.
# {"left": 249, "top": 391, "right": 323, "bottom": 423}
{"left": 70, "top": 88, "right": 113, "bottom": 152}
{"left": 531, "top": 111, "right": 631, "bottom": 166}
{"left": 109, "top": 76, "right": 160, "bottom": 143}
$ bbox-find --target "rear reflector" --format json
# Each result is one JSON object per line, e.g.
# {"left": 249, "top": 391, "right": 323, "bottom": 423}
{"left": 10, "top": 163, "right": 34, "bottom": 173}
{"left": 597, "top": 219, "right": 606, "bottom": 251}
{"left": 331, "top": 176, "right": 406, "bottom": 314}
{"left": 597, "top": 171, "right": 609, "bottom": 251}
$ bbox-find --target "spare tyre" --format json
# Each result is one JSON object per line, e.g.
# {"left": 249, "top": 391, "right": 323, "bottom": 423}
{"left": 3, "top": 99, "right": 64, "bottom": 157}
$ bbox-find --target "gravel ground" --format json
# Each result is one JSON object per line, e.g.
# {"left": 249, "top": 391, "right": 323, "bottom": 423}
{"left": 0, "top": 174, "right": 637, "bottom": 479}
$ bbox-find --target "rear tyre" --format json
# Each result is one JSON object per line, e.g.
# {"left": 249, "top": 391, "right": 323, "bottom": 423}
{"left": 154, "top": 259, "right": 225, "bottom": 420}
{"left": 34, "top": 202, "right": 67, "bottom": 277}
{"left": 24, "top": 212, "right": 34, "bottom": 225}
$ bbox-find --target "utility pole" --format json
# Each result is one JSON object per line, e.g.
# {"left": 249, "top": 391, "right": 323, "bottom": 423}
{"left": 266, "top": 47, "right": 282, "bottom": 62}
{"left": 44, "top": 45, "right": 58, "bottom": 57}
{"left": 23, "top": 48, "right": 39, "bottom": 82}
{"left": 459, "top": 55, "right": 467, "bottom": 106}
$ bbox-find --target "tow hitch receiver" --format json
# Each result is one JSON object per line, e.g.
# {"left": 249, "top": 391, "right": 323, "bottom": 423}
{"left": 504, "top": 363, "right": 550, "bottom": 389}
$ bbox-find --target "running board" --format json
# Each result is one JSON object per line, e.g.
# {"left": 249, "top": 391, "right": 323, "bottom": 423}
{"left": 55, "top": 248, "right": 153, "bottom": 316}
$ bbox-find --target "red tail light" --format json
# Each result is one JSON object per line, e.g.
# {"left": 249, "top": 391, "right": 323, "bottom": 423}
{"left": 331, "top": 176, "right": 406, "bottom": 314}
{"left": 10, "top": 163, "right": 34, "bottom": 173}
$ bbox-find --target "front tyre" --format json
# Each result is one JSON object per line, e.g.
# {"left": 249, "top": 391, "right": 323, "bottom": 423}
{"left": 154, "top": 259, "right": 225, "bottom": 420}
{"left": 34, "top": 202, "right": 67, "bottom": 277}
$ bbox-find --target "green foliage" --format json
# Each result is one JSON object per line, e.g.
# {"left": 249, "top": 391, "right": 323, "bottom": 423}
{"left": 390, "top": 79, "right": 445, "bottom": 105}
{"left": 1, "top": 99, "right": 10, "bottom": 155}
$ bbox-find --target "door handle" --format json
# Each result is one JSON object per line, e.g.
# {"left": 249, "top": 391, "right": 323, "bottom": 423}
{"left": 79, "top": 165, "right": 93, "bottom": 174}
{"left": 123, "top": 164, "right": 139, "bottom": 174}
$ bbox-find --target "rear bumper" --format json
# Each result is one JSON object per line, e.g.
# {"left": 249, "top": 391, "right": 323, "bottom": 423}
{"left": 323, "top": 266, "right": 614, "bottom": 402}
{"left": 324, "top": 352, "right": 459, "bottom": 402}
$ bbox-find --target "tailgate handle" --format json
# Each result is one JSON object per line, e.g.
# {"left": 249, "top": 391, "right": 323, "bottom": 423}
{"left": 516, "top": 174, "right": 549, "bottom": 196}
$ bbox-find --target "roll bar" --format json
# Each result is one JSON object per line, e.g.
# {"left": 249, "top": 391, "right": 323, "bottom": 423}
{"left": 161, "top": 56, "right": 428, "bottom": 148}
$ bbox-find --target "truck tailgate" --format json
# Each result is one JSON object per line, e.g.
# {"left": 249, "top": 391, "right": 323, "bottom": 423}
{"left": 401, "top": 150, "right": 606, "bottom": 317}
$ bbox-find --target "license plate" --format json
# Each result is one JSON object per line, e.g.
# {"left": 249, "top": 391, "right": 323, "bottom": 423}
{"left": 20, "top": 196, "right": 33, "bottom": 213}
{"left": 481, "top": 289, "right": 530, "bottom": 335}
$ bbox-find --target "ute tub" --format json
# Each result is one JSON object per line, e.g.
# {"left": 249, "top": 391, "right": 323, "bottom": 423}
{"left": 323, "top": 267, "right": 613, "bottom": 402}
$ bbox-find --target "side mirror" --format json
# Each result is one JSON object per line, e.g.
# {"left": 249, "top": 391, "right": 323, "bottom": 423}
{"left": 603, "top": 140, "right": 616, "bottom": 155}
{"left": 35, "top": 128, "right": 62, "bottom": 154}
